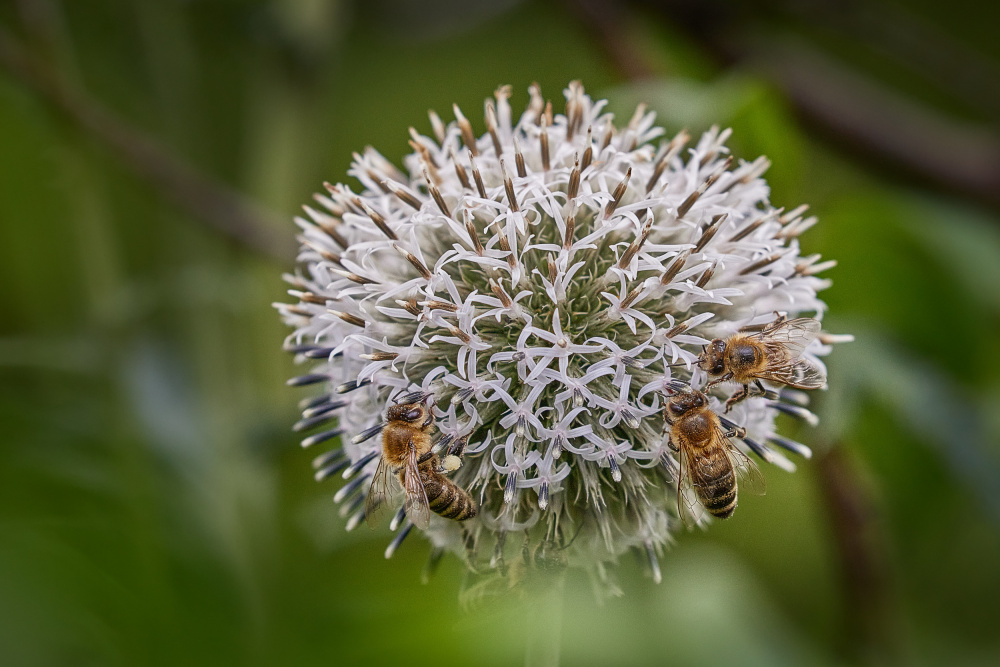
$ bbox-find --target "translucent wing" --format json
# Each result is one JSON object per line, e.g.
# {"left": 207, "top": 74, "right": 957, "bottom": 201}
{"left": 402, "top": 440, "right": 431, "bottom": 530}
{"left": 751, "top": 317, "right": 821, "bottom": 359}
{"left": 757, "top": 356, "right": 827, "bottom": 389}
{"left": 674, "top": 444, "right": 705, "bottom": 528}
{"left": 720, "top": 430, "right": 766, "bottom": 496}
{"left": 365, "top": 455, "right": 397, "bottom": 528}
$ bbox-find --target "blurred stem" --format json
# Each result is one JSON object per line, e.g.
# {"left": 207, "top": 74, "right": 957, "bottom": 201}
{"left": 524, "top": 571, "right": 565, "bottom": 667}
{"left": 0, "top": 24, "right": 294, "bottom": 262}
{"left": 815, "top": 447, "right": 898, "bottom": 665}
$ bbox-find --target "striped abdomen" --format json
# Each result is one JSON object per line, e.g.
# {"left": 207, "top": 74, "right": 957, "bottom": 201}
{"left": 420, "top": 467, "right": 477, "bottom": 521}
{"left": 690, "top": 443, "right": 738, "bottom": 519}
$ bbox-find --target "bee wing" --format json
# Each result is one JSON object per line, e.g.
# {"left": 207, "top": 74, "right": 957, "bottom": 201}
{"left": 757, "top": 356, "right": 827, "bottom": 389}
{"left": 365, "top": 455, "right": 398, "bottom": 528}
{"left": 752, "top": 317, "right": 821, "bottom": 359}
{"left": 674, "top": 445, "right": 705, "bottom": 528}
{"left": 402, "top": 440, "right": 431, "bottom": 530}
{"left": 720, "top": 429, "right": 766, "bottom": 496}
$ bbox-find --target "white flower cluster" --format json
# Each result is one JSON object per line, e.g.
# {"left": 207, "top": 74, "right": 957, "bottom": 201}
{"left": 276, "top": 82, "right": 840, "bottom": 580}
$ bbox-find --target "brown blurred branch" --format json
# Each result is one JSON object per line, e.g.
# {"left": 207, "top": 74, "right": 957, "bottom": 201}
{"left": 750, "top": 38, "right": 1000, "bottom": 208}
{"left": 566, "top": 0, "right": 1000, "bottom": 211}
{"left": 564, "top": 0, "right": 659, "bottom": 80}
{"left": 816, "top": 448, "right": 898, "bottom": 664}
{"left": 0, "top": 25, "right": 295, "bottom": 263}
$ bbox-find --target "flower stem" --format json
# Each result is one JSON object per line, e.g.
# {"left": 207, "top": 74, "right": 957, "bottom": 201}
{"left": 523, "top": 570, "right": 566, "bottom": 667}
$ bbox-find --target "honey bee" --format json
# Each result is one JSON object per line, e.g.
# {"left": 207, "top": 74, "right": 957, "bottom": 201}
{"left": 366, "top": 400, "right": 476, "bottom": 529}
{"left": 664, "top": 385, "right": 764, "bottom": 522}
{"left": 698, "top": 314, "right": 826, "bottom": 412}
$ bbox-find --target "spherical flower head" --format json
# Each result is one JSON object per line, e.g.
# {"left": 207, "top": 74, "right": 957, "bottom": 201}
{"left": 276, "top": 81, "right": 846, "bottom": 584}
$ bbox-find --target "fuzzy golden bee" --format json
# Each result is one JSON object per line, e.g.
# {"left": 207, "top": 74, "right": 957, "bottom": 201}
{"left": 664, "top": 385, "right": 764, "bottom": 521}
{"left": 698, "top": 314, "right": 826, "bottom": 412}
{"left": 366, "top": 400, "right": 476, "bottom": 529}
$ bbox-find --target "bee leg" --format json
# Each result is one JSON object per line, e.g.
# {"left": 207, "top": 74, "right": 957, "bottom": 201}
{"left": 723, "top": 425, "right": 747, "bottom": 439}
{"left": 492, "top": 532, "right": 509, "bottom": 576}
{"left": 757, "top": 312, "right": 786, "bottom": 334}
{"left": 521, "top": 532, "right": 533, "bottom": 565}
{"left": 667, "top": 435, "right": 679, "bottom": 452}
{"left": 448, "top": 436, "right": 468, "bottom": 459}
{"left": 753, "top": 379, "right": 767, "bottom": 396}
{"left": 437, "top": 455, "right": 463, "bottom": 473}
{"left": 704, "top": 372, "right": 733, "bottom": 390}
{"left": 416, "top": 451, "right": 435, "bottom": 465}
{"left": 461, "top": 525, "right": 483, "bottom": 573}
{"left": 723, "top": 385, "right": 750, "bottom": 413}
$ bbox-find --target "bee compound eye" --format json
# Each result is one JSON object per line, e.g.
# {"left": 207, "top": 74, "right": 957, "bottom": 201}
{"left": 404, "top": 408, "right": 423, "bottom": 422}
{"left": 669, "top": 402, "right": 686, "bottom": 415}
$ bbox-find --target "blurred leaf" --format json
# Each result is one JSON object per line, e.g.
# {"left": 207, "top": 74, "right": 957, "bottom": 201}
{"left": 610, "top": 75, "right": 765, "bottom": 133}
{"left": 821, "top": 326, "right": 1000, "bottom": 523}
{"left": 900, "top": 194, "right": 1000, "bottom": 314}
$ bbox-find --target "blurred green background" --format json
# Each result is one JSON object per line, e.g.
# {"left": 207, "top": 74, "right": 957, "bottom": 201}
{"left": 2, "top": 1, "right": 999, "bottom": 665}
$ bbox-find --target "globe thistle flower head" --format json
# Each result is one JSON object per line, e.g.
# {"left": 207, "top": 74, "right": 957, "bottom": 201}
{"left": 276, "top": 81, "right": 845, "bottom": 583}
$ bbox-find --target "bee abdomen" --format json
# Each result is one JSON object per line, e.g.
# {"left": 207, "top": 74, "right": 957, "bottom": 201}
{"left": 701, "top": 487, "right": 737, "bottom": 518}
{"left": 694, "top": 466, "right": 738, "bottom": 519}
{"left": 423, "top": 470, "right": 477, "bottom": 521}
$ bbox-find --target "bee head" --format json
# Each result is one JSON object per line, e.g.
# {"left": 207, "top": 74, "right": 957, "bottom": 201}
{"left": 697, "top": 339, "right": 727, "bottom": 375}
{"left": 667, "top": 389, "right": 706, "bottom": 416}
{"left": 386, "top": 402, "right": 426, "bottom": 424}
